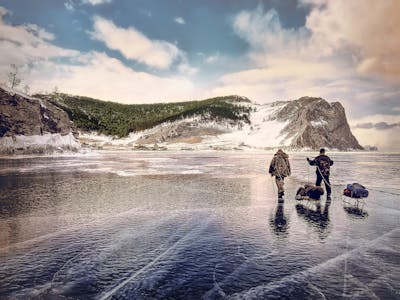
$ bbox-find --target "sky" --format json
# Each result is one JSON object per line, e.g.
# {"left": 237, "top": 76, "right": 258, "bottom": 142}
{"left": 0, "top": 0, "right": 399, "bottom": 150}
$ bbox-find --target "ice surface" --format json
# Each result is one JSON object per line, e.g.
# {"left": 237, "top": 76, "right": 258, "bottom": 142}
{"left": 0, "top": 151, "right": 399, "bottom": 299}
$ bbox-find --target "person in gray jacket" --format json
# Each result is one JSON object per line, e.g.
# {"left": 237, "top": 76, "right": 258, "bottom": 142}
{"left": 269, "top": 149, "right": 291, "bottom": 199}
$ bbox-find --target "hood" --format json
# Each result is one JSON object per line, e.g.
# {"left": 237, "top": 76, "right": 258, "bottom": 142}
{"left": 275, "top": 149, "right": 288, "bottom": 159}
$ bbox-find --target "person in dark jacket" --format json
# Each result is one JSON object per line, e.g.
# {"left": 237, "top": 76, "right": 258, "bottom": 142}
{"left": 307, "top": 148, "right": 333, "bottom": 200}
{"left": 269, "top": 149, "right": 291, "bottom": 199}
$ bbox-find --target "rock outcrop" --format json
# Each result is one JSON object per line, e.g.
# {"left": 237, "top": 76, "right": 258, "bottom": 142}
{"left": 270, "top": 97, "right": 363, "bottom": 150}
{"left": 0, "top": 86, "right": 80, "bottom": 154}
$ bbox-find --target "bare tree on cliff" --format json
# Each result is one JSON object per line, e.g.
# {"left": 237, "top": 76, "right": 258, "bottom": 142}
{"left": 8, "top": 64, "right": 21, "bottom": 89}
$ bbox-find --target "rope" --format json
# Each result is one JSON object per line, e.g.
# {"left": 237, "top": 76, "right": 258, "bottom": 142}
{"left": 316, "top": 165, "right": 331, "bottom": 188}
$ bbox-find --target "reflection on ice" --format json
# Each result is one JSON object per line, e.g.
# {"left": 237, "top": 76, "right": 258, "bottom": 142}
{"left": 270, "top": 202, "right": 289, "bottom": 237}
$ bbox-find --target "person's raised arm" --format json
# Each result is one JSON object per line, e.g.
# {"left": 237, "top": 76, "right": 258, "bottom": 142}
{"left": 307, "top": 157, "right": 316, "bottom": 166}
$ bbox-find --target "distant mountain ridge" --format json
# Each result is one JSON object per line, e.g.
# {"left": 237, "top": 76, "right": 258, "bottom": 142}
{"left": 39, "top": 93, "right": 251, "bottom": 137}
{"left": 0, "top": 85, "right": 363, "bottom": 153}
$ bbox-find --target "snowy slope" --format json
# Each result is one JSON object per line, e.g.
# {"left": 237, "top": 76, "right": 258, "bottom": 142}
{"left": 79, "top": 101, "right": 292, "bottom": 150}
{"left": 203, "top": 102, "right": 291, "bottom": 149}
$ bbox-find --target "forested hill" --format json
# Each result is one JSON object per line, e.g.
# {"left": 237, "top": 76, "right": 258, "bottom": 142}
{"left": 37, "top": 94, "right": 251, "bottom": 137}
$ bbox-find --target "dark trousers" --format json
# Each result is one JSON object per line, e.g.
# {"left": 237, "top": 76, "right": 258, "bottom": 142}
{"left": 316, "top": 172, "right": 331, "bottom": 195}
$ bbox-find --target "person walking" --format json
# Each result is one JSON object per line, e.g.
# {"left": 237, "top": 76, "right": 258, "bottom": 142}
{"left": 269, "top": 149, "right": 291, "bottom": 199}
{"left": 307, "top": 148, "right": 334, "bottom": 200}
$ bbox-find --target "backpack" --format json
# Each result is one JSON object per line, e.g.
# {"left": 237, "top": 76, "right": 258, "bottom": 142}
{"left": 344, "top": 183, "right": 369, "bottom": 198}
{"left": 318, "top": 157, "right": 331, "bottom": 176}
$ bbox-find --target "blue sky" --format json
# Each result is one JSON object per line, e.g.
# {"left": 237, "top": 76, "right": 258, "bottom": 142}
{"left": 0, "top": 0, "right": 399, "bottom": 149}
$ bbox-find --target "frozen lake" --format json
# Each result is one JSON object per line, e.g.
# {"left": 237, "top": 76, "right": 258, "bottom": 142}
{"left": 0, "top": 151, "right": 399, "bottom": 299}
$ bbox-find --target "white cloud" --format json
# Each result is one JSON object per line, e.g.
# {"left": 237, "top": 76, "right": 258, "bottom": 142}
{"left": 305, "top": 0, "right": 400, "bottom": 82}
{"left": 0, "top": 8, "right": 79, "bottom": 82}
{"left": 349, "top": 115, "right": 400, "bottom": 126}
{"left": 352, "top": 127, "right": 400, "bottom": 151}
{"left": 28, "top": 52, "right": 199, "bottom": 103}
{"left": 216, "top": 4, "right": 400, "bottom": 107}
{"left": 82, "top": 0, "right": 112, "bottom": 5}
{"left": 0, "top": 6, "right": 9, "bottom": 17}
{"left": 214, "top": 6, "right": 348, "bottom": 102}
{"left": 0, "top": 7, "right": 200, "bottom": 103}
{"left": 233, "top": 7, "right": 310, "bottom": 62}
{"left": 205, "top": 53, "right": 220, "bottom": 64}
{"left": 90, "top": 16, "right": 181, "bottom": 69}
{"left": 298, "top": 0, "right": 326, "bottom": 7}
{"left": 174, "top": 17, "right": 185, "bottom": 25}
{"left": 178, "top": 62, "right": 198, "bottom": 76}
{"left": 64, "top": 1, "right": 75, "bottom": 11}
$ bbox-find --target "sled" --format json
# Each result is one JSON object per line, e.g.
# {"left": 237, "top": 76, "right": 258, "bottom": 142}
{"left": 342, "top": 183, "right": 369, "bottom": 217}
{"left": 342, "top": 194, "right": 368, "bottom": 216}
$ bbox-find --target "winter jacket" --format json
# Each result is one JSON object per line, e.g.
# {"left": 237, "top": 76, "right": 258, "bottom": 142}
{"left": 269, "top": 150, "right": 291, "bottom": 178}
{"left": 308, "top": 154, "right": 333, "bottom": 176}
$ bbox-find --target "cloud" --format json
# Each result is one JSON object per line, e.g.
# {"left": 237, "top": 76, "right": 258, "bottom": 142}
{"left": 64, "top": 1, "right": 75, "bottom": 11}
{"left": 214, "top": 7, "right": 351, "bottom": 102}
{"left": 28, "top": 52, "right": 199, "bottom": 103}
{"left": 178, "top": 62, "right": 198, "bottom": 76}
{"left": 205, "top": 53, "right": 220, "bottom": 64}
{"left": 0, "top": 7, "right": 200, "bottom": 103}
{"left": 350, "top": 115, "right": 400, "bottom": 150}
{"left": 305, "top": 0, "right": 400, "bottom": 83}
{"left": 0, "top": 7, "right": 78, "bottom": 82}
{"left": 90, "top": 16, "right": 181, "bottom": 69}
{"left": 215, "top": 4, "right": 400, "bottom": 111}
{"left": 174, "top": 17, "right": 185, "bottom": 25}
{"left": 82, "top": 0, "right": 112, "bottom": 5}
{"left": 353, "top": 122, "right": 400, "bottom": 130}
{"left": 352, "top": 127, "right": 400, "bottom": 151}
{"left": 233, "top": 7, "right": 310, "bottom": 63}
{"left": 0, "top": 6, "right": 8, "bottom": 16}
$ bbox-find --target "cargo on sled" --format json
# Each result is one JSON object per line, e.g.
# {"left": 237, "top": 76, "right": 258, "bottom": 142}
{"left": 342, "top": 183, "right": 369, "bottom": 216}
{"left": 295, "top": 184, "right": 324, "bottom": 201}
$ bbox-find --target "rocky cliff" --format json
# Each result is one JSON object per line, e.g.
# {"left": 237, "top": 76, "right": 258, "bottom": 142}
{"left": 0, "top": 86, "right": 80, "bottom": 154}
{"left": 269, "top": 97, "right": 363, "bottom": 150}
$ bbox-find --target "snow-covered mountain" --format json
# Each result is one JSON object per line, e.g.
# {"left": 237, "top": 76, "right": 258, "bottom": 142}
{"left": 81, "top": 96, "right": 362, "bottom": 151}
{"left": 0, "top": 86, "right": 80, "bottom": 154}
{"left": 0, "top": 84, "right": 361, "bottom": 153}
